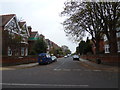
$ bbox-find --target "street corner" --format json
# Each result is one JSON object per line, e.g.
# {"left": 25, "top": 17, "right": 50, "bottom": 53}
{"left": 0, "top": 63, "right": 39, "bottom": 71}
{"left": 79, "top": 61, "right": 120, "bottom": 73}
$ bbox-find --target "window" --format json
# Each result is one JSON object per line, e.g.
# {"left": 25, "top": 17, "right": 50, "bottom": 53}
{"left": 104, "top": 35, "right": 108, "bottom": 41}
{"left": 21, "top": 47, "right": 24, "bottom": 56}
{"left": 117, "top": 41, "right": 120, "bottom": 52}
{"left": 116, "top": 32, "right": 120, "bottom": 38}
{"left": 104, "top": 45, "right": 110, "bottom": 53}
{"left": 25, "top": 48, "right": 28, "bottom": 56}
{"left": 8, "top": 47, "right": 12, "bottom": 56}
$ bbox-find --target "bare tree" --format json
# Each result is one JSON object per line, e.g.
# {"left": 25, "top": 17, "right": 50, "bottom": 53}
{"left": 61, "top": 1, "right": 120, "bottom": 54}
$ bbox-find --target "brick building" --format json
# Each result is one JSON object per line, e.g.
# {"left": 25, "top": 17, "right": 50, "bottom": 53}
{"left": 0, "top": 14, "right": 29, "bottom": 57}
{"left": 104, "top": 29, "right": 120, "bottom": 54}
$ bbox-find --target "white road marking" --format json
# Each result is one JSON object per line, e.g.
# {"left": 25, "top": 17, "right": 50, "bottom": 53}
{"left": 63, "top": 69, "right": 71, "bottom": 71}
{"left": 1, "top": 83, "right": 89, "bottom": 87}
{"left": 53, "top": 68, "right": 103, "bottom": 72}
{"left": 54, "top": 60, "right": 67, "bottom": 69}
{"left": 93, "top": 70, "right": 102, "bottom": 72}
{"left": 53, "top": 69, "right": 61, "bottom": 71}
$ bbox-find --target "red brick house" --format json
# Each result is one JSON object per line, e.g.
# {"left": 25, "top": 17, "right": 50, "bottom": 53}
{"left": 18, "top": 21, "right": 30, "bottom": 56}
{"left": 0, "top": 14, "right": 29, "bottom": 57}
{"left": 91, "top": 39, "right": 105, "bottom": 54}
{"left": 104, "top": 29, "right": 120, "bottom": 54}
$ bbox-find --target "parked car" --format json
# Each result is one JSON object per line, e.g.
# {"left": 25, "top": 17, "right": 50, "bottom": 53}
{"left": 51, "top": 56, "right": 57, "bottom": 62}
{"left": 73, "top": 55, "right": 79, "bottom": 61}
{"left": 64, "top": 55, "right": 68, "bottom": 58}
{"left": 38, "top": 53, "right": 52, "bottom": 64}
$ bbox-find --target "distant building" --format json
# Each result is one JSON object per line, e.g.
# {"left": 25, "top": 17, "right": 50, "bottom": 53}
{"left": 61, "top": 45, "right": 69, "bottom": 52}
{"left": 45, "top": 39, "right": 61, "bottom": 54}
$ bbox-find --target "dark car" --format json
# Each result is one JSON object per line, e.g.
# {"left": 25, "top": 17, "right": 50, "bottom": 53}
{"left": 38, "top": 53, "right": 52, "bottom": 64}
{"left": 73, "top": 55, "right": 79, "bottom": 61}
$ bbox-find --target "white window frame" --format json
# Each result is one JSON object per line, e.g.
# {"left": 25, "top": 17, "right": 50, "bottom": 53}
{"left": 8, "top": 47, "right": 12, "bottom": 56}
{"left": 21, "top": 47, "right": 24, "bottom": 56}
{"left": 116, "top": 32, "right": 120, "bottom": 38}
{"left": 104, "top": 44, "right": 110, "bottom": 53}
{"left": 25, "top": 48, "right": 28, "bottom": 56}
{"left": 117, "top": 41, "right": 120, "bottom": 52}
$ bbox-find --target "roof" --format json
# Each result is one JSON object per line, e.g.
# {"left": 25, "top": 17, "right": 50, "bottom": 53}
{"left": 18, "top": 22, "right": 26, "bottom": 28}
{"left": 0, "top": 14, "right": 15, "bottom": 27}
{"left": 31, "top": 31, "right": 38, "bottom": 38}
{"left": 28, "top": 31, "right": 39, "bottom": 40}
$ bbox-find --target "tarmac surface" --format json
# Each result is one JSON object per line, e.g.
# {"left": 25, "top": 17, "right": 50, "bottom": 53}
{"left": 0, "top": 58, "right": 119, "bottom": 72}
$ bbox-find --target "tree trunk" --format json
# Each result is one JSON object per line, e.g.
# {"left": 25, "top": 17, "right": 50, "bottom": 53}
{"left": 109, "top": 30, "right": 118, "bottom": 54}
{"left": 95, "top": 39, "right": 100, "bottom": 55}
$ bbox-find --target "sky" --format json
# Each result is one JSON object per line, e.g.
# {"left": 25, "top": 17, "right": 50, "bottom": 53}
{"left": 0, "top": 0, "right": 79, "bottom": 53}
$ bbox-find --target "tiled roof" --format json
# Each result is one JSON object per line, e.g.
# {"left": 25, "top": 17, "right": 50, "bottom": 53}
{"left": 0, "top": 14, "right": 15, "bottom": 27}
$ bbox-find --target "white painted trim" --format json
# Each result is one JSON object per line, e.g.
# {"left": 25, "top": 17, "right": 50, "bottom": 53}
{"left": 34, "top": 32, "right": 39, "bottom": 38}
{"left": 1, "top": 83, "right": 89, "bottom": 87}
{"left": 4, "top": 15, "right": 21, "bottom": 34}
{"left": 4, "top": 15, "right": 15, "bottom": 27}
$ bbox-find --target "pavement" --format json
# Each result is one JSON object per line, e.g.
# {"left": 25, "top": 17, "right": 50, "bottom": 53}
{"left": 0, "top": 63, "right": 39, "bottom": 70}
{"left": 0, "top": 58, "right": 120, "bottom": 72}
{"left": 79, "top": 58, "right": 120, "bottom": 72}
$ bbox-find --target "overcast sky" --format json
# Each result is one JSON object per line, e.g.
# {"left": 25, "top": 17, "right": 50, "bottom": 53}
{"left": 0, "top": 0, "right": 79, "bottom": 53}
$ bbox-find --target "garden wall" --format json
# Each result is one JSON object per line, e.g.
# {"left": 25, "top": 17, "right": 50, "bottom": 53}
{"left": 1, "top": 56, "right": 38, "bottom": 66}
{"left": 81, "top": 54, "right": 120, "bottom": 66}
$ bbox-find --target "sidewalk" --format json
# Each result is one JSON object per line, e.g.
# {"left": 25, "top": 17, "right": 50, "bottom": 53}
{"left": 79, "top": 58, "right": 120, "bottom": 72}
{"left": 0, "top": 63, "right": 38, "bottom": 70}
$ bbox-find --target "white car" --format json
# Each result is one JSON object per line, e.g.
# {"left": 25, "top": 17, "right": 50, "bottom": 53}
{"left": 51, "top": 56, "right": 57, "bottom": 62}
{"left": 64, "top": 55, "right": 68, "bottom": 58}
{"left": 73, "top": 55, "right": 79, "bottom": 61}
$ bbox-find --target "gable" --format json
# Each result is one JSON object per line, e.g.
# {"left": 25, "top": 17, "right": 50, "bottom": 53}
{"left": 0, "top": 14, "right": 15, "bottom": 27}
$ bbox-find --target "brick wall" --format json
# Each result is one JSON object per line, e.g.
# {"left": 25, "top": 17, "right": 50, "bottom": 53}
{"left": 1, "top": 56, "right": 38, "bottom": 66}
{"left": 81, "top": 54, "right": 120, "bottom": 64}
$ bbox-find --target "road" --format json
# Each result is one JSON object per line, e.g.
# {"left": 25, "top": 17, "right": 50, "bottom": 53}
{"left": 2, "top": 57, "right": 119, "bottom": 88}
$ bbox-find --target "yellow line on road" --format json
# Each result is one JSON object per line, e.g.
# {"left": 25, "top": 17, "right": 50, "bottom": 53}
{"left": 0, "top": 67, "right": 15, "bottom": 70}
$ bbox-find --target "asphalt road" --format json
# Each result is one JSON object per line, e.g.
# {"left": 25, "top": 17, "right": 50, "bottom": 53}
{"left": 2, "top": 57, "right": 119, "bottom": 88}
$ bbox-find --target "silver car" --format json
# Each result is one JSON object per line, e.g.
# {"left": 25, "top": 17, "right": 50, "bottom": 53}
{"left": 73, "top": 55, "right": 79, "bottom": 61}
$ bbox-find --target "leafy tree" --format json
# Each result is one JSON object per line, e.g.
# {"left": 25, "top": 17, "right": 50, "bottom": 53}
{"left": 5, "top": 31, "right": 22, "bottom": 56}
{"left": 79, "top": 40, "right": 86, "bottom": 55}
{"left": 32, "top": 38, "right": 47, "bottom": 54}
{"left": 78, "top": 37, "right": 93, "bottom": 55}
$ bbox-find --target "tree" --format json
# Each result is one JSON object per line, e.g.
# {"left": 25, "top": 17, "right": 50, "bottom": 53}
{"left": 77, "top": 38, "right": 93, "bottom": 55}
{"left": 96, "top": 2, "right": 120, "bottom": 54}
{"left": 78, "top": 40, "right": 86, "bottom": 55}
{"left": 32, "top": 38, "right": 47, "bottom": 54}
{"left": 6, "top": 31, "right": 22, "bottom": 56}
{"left": 61, "top": 1, "right": 120, "bottom": 54}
